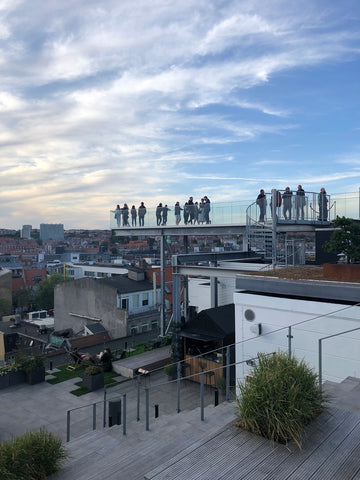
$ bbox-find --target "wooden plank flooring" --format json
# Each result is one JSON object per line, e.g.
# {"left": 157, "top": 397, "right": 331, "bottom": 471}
{"left": 146, "top": 407, "right": 360, "bottom": 480}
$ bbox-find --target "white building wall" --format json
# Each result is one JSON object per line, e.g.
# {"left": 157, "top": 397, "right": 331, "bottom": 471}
{"left": 234, "top": 292, "right": 360, "bottom": 384}
{"left": 188, "top": 277, "right": 236, "bottom": 313}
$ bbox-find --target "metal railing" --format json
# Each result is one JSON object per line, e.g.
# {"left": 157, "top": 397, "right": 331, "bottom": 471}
{"left": 65, "top": 302, "right": 360, "bottom": 441}
{"left": 110, "top": 191, "right": 360, "bottom": 230}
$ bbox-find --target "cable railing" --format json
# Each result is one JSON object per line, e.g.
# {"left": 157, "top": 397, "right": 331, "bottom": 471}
{"left": 64, "top": 301, "right": 360, "bottom": 441}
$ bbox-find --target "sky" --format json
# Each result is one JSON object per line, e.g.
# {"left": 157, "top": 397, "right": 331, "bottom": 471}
{"left": 0, "top": 0, "right": 359, "bottom": 230}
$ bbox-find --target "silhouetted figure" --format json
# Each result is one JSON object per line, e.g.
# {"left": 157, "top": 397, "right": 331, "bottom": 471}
{"left": 138, "top": 202, "right": 146, "bottom": 226}
{"left": 282, "top": 187, "right": 293, "bottom": 220}
{"left": 295, "top": 185, "right": 305, "bottom": 220}
{"left": 256, "top": 189, "right": 267, "bottom": 222}
{"left": 318, "top": 187, "right": 328, "bottom": 221}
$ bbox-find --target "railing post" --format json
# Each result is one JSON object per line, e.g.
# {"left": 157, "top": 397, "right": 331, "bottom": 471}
{"left": 145, "top": 388, "right": 150, "bottom": 431}
{"left": 226, "top": 346, "right": 230, "bottom": 401}
{"left": 200, "top": 372, "right": 204, "bottom": 421}
{"left": 137, "top": 375, "right": 141, "bottom": 421}
{"left": 93, "top": 403, "right": 96, "bottom": 431}
{"left": 287, "top": 326, "right": 293, "bottom": 358}
{"left": 177, "top": 361, "right": 181, "bottom": 413}
{"left": 103, "top": 386, "right": 107, "bottom": 428}
{"left": 318, "top": 338, "right": 323, "bottom": 391}
{"left": 66, "top": 410, "right": 70, "bottom": 443}
{"left": 123, "top": 394, "right": 127, "bottom": 436}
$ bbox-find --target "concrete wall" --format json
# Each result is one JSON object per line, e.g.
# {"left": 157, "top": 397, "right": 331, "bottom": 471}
{"left": 54, "top": 278, "right": 127, "bottom": 339}
{"left": 234, "top": 292, "right": 360, "bottom": 384}
{"left": 0, "top": 269, "right": 12, "bottom": 316}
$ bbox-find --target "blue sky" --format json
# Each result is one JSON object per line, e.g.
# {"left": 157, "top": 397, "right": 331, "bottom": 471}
{"left": 0, "top": 0, "right": 359, "bottom": 229}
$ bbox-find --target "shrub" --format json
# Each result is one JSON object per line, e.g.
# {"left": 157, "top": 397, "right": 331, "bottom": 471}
{"left": 235, "top": 352, "right": 327, "bottom": 449}
{"left": 84, "top": 365, "right": 103, "bottom": 375}
{"left": 21, "top": 355, "right": 45, "bottom": 373}
{"left": 164, "top": 363, "right": 177, "bottom": 378}
{"left": 0, "top": 429, "right": 68, "bottom": 479}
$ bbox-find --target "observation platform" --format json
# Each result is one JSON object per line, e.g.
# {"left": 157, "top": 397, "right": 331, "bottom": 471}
{"left": 110, "top": 191, "right": 335, "bottom": 237}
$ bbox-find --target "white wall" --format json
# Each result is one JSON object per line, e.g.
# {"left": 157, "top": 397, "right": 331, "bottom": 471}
{"left": 188, "top": 277, "right": 236, "bottom": 313}
{"left": 234, "top": 292, "right": 360, "bottom": 384}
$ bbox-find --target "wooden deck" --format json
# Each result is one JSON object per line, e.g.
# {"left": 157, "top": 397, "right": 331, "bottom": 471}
{"left": 145, "top": 407, "right": 360, "bottom": 480}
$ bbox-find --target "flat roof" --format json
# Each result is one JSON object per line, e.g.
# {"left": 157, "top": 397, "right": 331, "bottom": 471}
{"left": 235, "top": 275, "right": 360, "bottom": 303}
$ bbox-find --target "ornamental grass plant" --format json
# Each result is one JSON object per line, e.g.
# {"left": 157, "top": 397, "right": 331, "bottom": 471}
{"left": 0, "top": 429, "right": 68, "bottom": 480}
{"left": 235, "top": 352, "right": 327, "bottom": 449}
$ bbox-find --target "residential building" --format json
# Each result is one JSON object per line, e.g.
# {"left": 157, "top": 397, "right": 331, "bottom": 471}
{"left": 21, "top": 225, "right": 32, "bottom": 239}
{"left": 40, "top": 223, "right": 64, "bottom": 241}
{"left": 54, "top": 267, "right": 161, "bottom": 339}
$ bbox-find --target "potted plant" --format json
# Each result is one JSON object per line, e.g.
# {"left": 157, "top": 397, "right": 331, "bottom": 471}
{"left": 22, "top": 355, "right": 46, "bottom": 385}
{"left": 8, "top": 361, "right": 26, "bottom": 386}
{"left": 164, "top": 363, "right": 177, "bottom": 380}
{"left": 82, "top": 365, "right": 104, "bottom": 391}
{"left": 0, "top": 364, "right": 11, "bottom": 389}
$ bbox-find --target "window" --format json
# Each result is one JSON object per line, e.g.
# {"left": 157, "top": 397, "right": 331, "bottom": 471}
{"left": 130, "top": 326, "right": 138, "bottom": 335}
{"left": 142, "top": 293, "right": 149, "bottom": 306}
{"left": 121, "top": 298, "right": 129, "bottom": 310}
{"left": 141, "top": 324, "right": 148, "bottom": 333}
{"left": 151, "top": 321, "right": 158, "bottom": 330}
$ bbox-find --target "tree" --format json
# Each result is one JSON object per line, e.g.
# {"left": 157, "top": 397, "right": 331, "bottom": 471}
{"left": 324, "top": 216, "right": 360, "bottom": 263}
{"left": 34, "top": 273, "right": 70, "bottom": 311}
{"left": 13, "top": 286, "right": 34, "bottom": 311}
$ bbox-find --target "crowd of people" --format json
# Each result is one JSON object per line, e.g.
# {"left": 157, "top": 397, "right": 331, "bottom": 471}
{"left": 256, "top": 186, "right": 329, "bottom": 222}
{"left": 112, "top": 187, "right": 329, "bottom": 228}
{"left": 112, "top": 196, "right": 211, "bottom": 227}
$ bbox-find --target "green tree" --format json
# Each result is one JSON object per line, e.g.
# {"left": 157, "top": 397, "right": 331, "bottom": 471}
{"left": 324, "top": 216, "right": 360, "bottom": 263}
{"left": 34, "top": 273, "right": 70, "bottom": 311}
{"left": 13, "top": 286, "right": 34, "bottom": 311}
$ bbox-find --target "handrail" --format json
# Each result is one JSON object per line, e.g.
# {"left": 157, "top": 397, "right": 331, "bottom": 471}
{"left": 65, "top": 301, "right": 360, "bottom": 441}
{"left": 318, "top": 326, "right": 360, "bottom": 389}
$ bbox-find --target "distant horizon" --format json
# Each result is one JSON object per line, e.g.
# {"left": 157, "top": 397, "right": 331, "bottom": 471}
{"left": 1, "top": 2, "right": 359, "bottom": 230}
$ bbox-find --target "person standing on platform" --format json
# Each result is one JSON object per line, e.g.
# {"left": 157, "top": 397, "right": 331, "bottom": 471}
{"left": 122, "top": 203, "right": 130, "bottom": 226}
{"left": 138, "top": 202, "right": 146, "bottom": 226}
{"left": 203, "top": 196, "right": 211, "bottom": 224}
{"left": 295, "top": 185, "right": 305, "bottom": 220}
{"left": 183, "top": 202, "right": 189, "bottom": 224}
{"left": 113, "top": 204, "right": 122, "bottom": 227}
{"left": 198, "top": 199, "right": 205, "bottom": 224}
{"left": 188, "top": 196, "right": 195, "bottom": 224}
{"left": 131, "top": 205, "right": 137, "bottom": 226}
{"left": 174, "top": 201, "right": 183, "bottom": 225}
{"left": 156, "top": 203, "right": 163, "bottom": 226}
{"left": 194, "top": 201, "right": 199, "bottom": 224}
{"left": 162, "top": 205, "right": 171, "bottom": 225}
{"left": 318, "top": 187, "right": 328, "bottom": 221}
{"left": 256, "top": 189, "right": 267, "bottom": 222}
{"left": 282, "top": 187, "right": 293, "bottom": 220}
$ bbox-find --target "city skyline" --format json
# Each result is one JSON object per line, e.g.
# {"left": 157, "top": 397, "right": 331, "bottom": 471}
{"left": 0, "top": 1, "right": 359, "bottom": 230}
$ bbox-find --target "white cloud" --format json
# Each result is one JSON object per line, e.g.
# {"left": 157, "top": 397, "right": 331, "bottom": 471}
{"left": 0, "top": 0, "right": 359, "bottom": 228}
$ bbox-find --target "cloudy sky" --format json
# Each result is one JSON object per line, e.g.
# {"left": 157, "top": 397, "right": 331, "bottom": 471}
{"left": 0, "top": 0, "right": 359, "bottom": 229}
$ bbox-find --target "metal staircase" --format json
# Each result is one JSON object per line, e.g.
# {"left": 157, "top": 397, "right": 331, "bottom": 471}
{"left": 245, "top": 190, "right": 308, "bottom": 266}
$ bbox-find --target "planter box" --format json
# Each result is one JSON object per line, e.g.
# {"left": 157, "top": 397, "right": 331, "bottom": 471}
{"left": 0, "top": 375, "right": 10, "bottom": 390}
{"left": 83, "top": 372, "right": 104, "bottom": 391}
{"left": 26, "top": 367, "right": 46, "bottom": 385}
{"left": 324, "top": 263, "right": 360, "bottom": 281}
{"left": 9, "top": 371, "right": 26, "bottom": 386}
